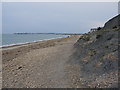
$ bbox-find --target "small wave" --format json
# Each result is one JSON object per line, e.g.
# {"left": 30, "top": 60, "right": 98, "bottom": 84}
{"left": 1, "top": 36, "right": 69, "bottom": 48}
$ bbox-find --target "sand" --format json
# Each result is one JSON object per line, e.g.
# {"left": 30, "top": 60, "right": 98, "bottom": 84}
{"left": 2, "top": 35, "right": 82, "bottom": 88}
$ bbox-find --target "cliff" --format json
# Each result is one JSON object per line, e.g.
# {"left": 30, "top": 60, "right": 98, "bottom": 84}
{"left": 70, "top": 15, "right": 119, "bottom": 88}
{"left": 103, "top": 14, "right": 120, "bottom": 29}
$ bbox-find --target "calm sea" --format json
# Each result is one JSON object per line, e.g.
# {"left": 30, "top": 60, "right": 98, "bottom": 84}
{"left": 1, "top": 34, "right": 68, "bottom": 46}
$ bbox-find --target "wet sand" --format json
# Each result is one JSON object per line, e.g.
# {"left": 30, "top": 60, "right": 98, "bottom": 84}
{"left": 2, "top": 35, "right": 82, "bottom": 88}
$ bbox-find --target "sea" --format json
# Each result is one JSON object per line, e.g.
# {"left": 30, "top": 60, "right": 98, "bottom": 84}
{"left": 1, "top": 34, "right": 69, "bottom": 47}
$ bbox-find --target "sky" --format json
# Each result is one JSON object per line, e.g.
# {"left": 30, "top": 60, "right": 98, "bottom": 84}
{"left": 1, "top": 0, "right": 119, "bottom": 2}
{"left": 0, "top": 3, "right": 2, "bottom": 34}
{"left": 1, "top": 2, "right": 118, "bottom": 34}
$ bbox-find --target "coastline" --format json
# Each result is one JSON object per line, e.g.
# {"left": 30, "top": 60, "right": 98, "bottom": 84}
{"left": 2, "top": 35, "right": 81, "bottom": 88}
{"left": 1, "top": 35, "right": 71, "bottom": 50}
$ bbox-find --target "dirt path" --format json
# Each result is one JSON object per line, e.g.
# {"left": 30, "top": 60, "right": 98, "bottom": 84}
{"left": 3, "top": 36, "right": 81, "bottom": 88}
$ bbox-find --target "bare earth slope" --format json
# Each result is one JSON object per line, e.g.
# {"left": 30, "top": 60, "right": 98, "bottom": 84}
{"left": 69, "top": 15, "right": 119, "bottom": 88}
{"left": 2, "top": 35, "right": 82, "bottom": 88}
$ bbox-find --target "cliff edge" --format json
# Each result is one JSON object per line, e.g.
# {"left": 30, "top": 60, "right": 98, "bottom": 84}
{"left": 103, "top": 14, "right": 120, "bottom": 29}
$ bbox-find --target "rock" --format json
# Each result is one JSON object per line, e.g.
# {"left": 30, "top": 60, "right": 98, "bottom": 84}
{"left": 103, "top": 14, "right": 120, "bottom": 29}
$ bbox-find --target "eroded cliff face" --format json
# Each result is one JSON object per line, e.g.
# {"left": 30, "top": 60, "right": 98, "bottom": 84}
{"left": 70, "top": 15, "right": 119, "bottom": 88}
{"left": 103, "top": 14, "right": 120, "bottom": 29}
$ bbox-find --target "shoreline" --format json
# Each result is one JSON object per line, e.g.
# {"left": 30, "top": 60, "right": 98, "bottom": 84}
{"left": 1, "top": 35, "right": 81, "bottom": 50}
{"left": 1, "top": 35, "right": 73, "bottom": 49}
{"left": 2, "top": 35, "right": 81, "bottom": 88}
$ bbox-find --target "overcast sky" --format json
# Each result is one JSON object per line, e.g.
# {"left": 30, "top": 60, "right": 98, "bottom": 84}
{"left": 2, "top": 2, "right": 118, "bottom": 34}
{"left": 0, "top": 3, "right": 2, "bottom": 34}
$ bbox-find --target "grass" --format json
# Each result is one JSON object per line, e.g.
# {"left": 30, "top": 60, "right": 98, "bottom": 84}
{"left": 80, "top": 34, "right": 90, "bottom": 41}
{"left": 89, "top": 49, "right": 97, "bottom": 56}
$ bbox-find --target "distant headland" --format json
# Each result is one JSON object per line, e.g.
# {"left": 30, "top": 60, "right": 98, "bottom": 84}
{"left": 13, "top": 33, "right": 82, "bottom": 35}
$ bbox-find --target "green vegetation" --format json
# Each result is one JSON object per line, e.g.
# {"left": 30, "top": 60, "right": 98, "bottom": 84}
{"left": 113, "top": 26, "right": 117, "bottom": 29}
{"left": 113, "top": 28, "right": 120, "bottom": 31}
{"left": 96, "top": 34, "right": 102, "bottom": 39}
{"left": 97, "top": 27, "right": 102, "bottom": 30}
{"left": 89, "top": 49, "right": 97, "bottom": 56}
{"left": 80, "top": 34, "right": 90, "bottom": 41}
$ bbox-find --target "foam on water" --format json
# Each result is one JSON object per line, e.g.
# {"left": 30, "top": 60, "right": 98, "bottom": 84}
{"left": 1, "top": 34, "right": 69, "bottom": 47}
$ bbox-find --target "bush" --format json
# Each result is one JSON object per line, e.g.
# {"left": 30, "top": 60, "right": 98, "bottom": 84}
{"left": 96, "top": 34, "right": 102, "bottom": 39}
{"left": 89, "top": 49, "right": 97, "bottom": 56}
{"left": 97, "top": 27, "right": 102, "bottom": 30}
{"left": 80, "top": 34, "right": 90, "bottom": 41}
{"left": 113, "top": 26, "right": 117, "bottom": 29}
